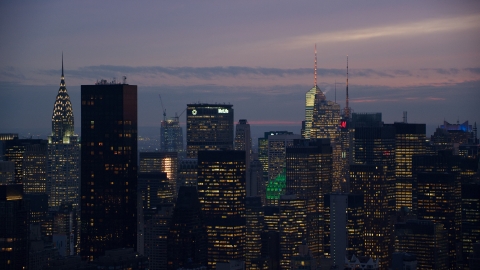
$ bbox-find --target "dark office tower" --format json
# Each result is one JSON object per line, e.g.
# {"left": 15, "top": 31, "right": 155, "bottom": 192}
{"left": 47, "top": 56, "right": 80, "bottom": 211}
{"left": 138, "top": 171, "right": 169, "bottom": 208}
{"left": 177, "top": 158, "right": 198, "bottom": 187}
{"left": 461, "top": 178, "right": 480, "bottom": 269}
{"left": 414, "top": 172, "right": 460, "bottom": 269}
{"left": 80, "top": 82, "right": 137, "bottom": 261}
{"left": 0, "top": 184, "right": 29, "bottom": 270}
{"left": 395, "top": 220, "right": 448, "bottom": 270}
{"left": 0, "top": 161, "right": 15, "bottom": 184}
{"left": 278, "top": 195, "right": 307, "bottom": 270}
{"left": 167, "top": 186, "right": 207, "bottom": 270}
{"left": 354, "top": 124, "right": 396, "bottom": 209}
{"left": 324, "top": 193, "right": 364, "bottom": 267}
{"left": 392, "top": 123, "right": 427, "bottom": 211}
{"left": 235, "top": 119, "right": 252, "bottom": 162}
{"left": 261, "top": 206, "right": 281, "bottom": 269}
{"left": 245, "top": 197, "right": 264, "bottom": 270}
{"left": 197, "top": 150, "right": 246, "bottom": 269}
{"left": 139, "top": 152, "right": 178, "bottom": 200}
{"left": 350, "top": 164, "right": 390, "bottom": 269}
{"left": 248, "top": 159, "right": 263, "bottom": 198}
{"left": 186, "top": 104, "right": 234, "bottom": 159}
{"left": 160, "top": 117, "right": 184, "bottom": 154}
{"left": 285, "top": 139, "right": 332, "bottom": 261}
{"left": 258, "top": 131, "right": 293, "bottom": 205}
{"left": 144, "top": 204, "right": 174, "bottom": 270}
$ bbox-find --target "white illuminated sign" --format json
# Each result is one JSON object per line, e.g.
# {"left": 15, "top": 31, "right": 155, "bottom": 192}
{"left": 218, "top": 108, "right": 229, "bottom": 113}
{"left": 192, "top": 109, "right": 197, "bottom": 115}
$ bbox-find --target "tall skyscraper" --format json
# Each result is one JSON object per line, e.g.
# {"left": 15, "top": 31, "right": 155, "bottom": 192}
{"left": 186, "top": 103, "right": 234, "bottom": 159}
{"left": 245, "top": 196, "right": 264, "bottom": 270}
{"left": 160, "top": 116, "right": 184, "bottom": 154}
{"left": 279, "top": 195, "right": 307, "bottom": 270}
{"left": 167, "top": 186, "right": 207, "bottom": 270}
{"left": 80, "top": 82, "right": 138, "bottom": 261}
{"left": 235, "top": 119, "right": 253, "bottom": 195}
{"left": 197, "top": 150, "right": 246, "bottom": 269}
{"left": 392, "top": 122, "right": 427, "bottom": 210}
{"left": 302, "top": 44, "right": 320, "bottom": 140}
{"left": 350, "top": 164, "right": 390, "bottom": 269}
{"left": 413, "top": 172, "right": 460, "bottom": 269}
{"left": 285, "top": 139, "right": 332, "bottom": 261}
{"left": 47, "top": 55, "right": 80, "bottom": 211}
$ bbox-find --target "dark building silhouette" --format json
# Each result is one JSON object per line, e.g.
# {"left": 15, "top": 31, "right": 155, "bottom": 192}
{"left": 395, "top": 219, "right": 448, "bottom": 269}
{"left": 413, "top": 172, "right": 460, "bottom": 269}
{"left": 186, "top": 104, "right": 234, "bottom": 159}
{"left": 80, "top": 82, "right": 138, "bottom": 261}
{"left": 197, "top": 150, "right": 246, "bottom": 269}
{"left": 245, "top": 196, "right": 263, "bottom": 269}
{"left": 285, "top": 139, "right": 332, "bottom": 262}
{"left": 0, "top": 184, "right": 29, "bottom": 270}
{"left": 167, "top": 186, "right": 207, "bottom": 270}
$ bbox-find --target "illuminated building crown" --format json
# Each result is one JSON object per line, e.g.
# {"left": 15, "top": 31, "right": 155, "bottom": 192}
{"left": 51, "top": 53, "right": 74, "bottom": 138}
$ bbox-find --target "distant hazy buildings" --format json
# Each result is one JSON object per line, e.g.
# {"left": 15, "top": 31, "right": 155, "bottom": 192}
{"left": 80, "top": 82, "right": 138, "bottom": 261}
{"left": 160, "top": 116, "right": 184, "bottom": 154}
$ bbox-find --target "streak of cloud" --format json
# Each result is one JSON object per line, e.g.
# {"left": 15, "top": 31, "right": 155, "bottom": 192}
{"left": 273, "top": 13, "right": 480, "bottom": 50}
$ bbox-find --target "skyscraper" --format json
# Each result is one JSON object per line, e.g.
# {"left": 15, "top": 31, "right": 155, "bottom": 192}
{"left": 139, "top": 152, "right": 178, "bottom": 200}
{"left": 235, "top": 119, "right": 253, "bottom": 195}
{"left": 197, "top": 150, "right": 246, "bottom": 269}
{"left": 350, "top": 164, "right": 390, "bottom": 269}
{"left": 285, "top": 139, "right": 332, "bottom": 261}
{"left": 392, "top": 122, "right": 427, "bottom": 210}
{"left": 160, "top": 116, "right": 184, "bottom": 154}
{"left": 186, "top": 103, "right": 234, "bottom": 159}
{"left": 80, "top": 82, "right": 138, "bottom": 261}
{"left": 279, "top": 195, "right": 307, "bottom": 270}
{"left": 47, "top": 55, "right": 80, "bottom": 211}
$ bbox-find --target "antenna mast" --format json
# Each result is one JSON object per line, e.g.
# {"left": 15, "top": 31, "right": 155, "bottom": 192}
{"left": 344, "top": 55, "right": 351, "bottom": 119}
{"left": 314, "top": 44, "right": 317, "bottom": 87}
{"left": 159, "top": 94, "right": 166, "bottom": 122}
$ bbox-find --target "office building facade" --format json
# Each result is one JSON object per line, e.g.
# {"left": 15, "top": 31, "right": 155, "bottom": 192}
{"left": 80, "top": 82, "right": 138, "bottom": 261}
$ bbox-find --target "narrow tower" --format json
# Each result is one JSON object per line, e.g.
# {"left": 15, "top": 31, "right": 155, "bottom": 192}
{"left": 343, "top": 56, "right": 352, "bottom": 119}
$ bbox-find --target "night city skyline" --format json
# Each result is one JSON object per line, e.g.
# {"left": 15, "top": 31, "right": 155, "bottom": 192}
{"left": 1, "top": 1, "right": 479, "bottom": 140}
{"left": 1, "top": 2, "right": 480, "bottom": 270}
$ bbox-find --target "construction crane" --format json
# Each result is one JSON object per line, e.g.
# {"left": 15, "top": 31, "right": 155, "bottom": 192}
{"left": 158, "top": 94, "right": 166, "bottom": 122}
{"left": 174, "top": 108, "right": 186, "bottom": 122}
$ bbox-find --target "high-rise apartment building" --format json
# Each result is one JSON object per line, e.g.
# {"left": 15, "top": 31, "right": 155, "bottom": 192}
{"left": 197, "top": 150, "right": 246, "bottom": 269}
{"left": 47, "top": 56, "right": 80, "bottom": 211}
{"left": 186, "top": 104, "right": 234, "bottom": 159}
{"left": 285, "top": 139, "right": 332, "bottom": 261}
{"left": 80, "top": 82, "right": 138, "bottom": 261}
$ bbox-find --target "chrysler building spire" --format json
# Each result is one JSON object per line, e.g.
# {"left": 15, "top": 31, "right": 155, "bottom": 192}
{"left": 52, "top": 54, "right": 74, "bottom": 140}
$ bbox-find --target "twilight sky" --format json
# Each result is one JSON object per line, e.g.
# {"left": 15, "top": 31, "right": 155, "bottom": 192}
{"left": 1, "top": 1, "right": 479, "bottom": 140}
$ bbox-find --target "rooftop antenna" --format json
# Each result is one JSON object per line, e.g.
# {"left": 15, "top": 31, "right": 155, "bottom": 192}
{"left": 345, "top": 55, "right": 349, "bottom": 117}
{"left": 61, "top": 52, "right": 64, "bottom": 77}
{"left": 403, "top": 111, "right": 408, "bottom": 123}
{"left": 334, "top": 80, "right": 336, "bottom": 103}
{"left": 314, "top": 44, "right": 317, "bottom": 87}
{"left": 159, "top": 94, "right": 166, "bottom": 122}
